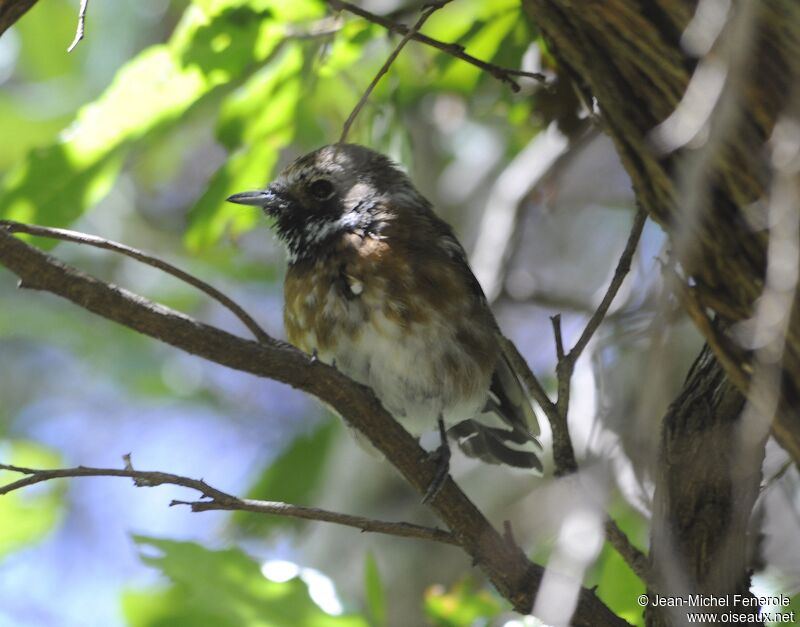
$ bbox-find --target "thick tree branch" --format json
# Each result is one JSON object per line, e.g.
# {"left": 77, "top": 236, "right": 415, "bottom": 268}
{"left": 327, "top": 0, "right": 545, "bottom": 92}
{"left": 522, "top": 0, "right": 800, "bottom": 465}
{"left": 516, "top": 5, "right": 795, "bottom": 624}
{"left": 0, "top": 228, "right": 628, "bottom": 625}
{"left": 0, "top": 0, "right": 37, "bottom": 38}
{"left": 646, "top": 345, "right": 762, "bottom": 626}
{"left": 0, "top": 462, "right": 458, "bottom": 546}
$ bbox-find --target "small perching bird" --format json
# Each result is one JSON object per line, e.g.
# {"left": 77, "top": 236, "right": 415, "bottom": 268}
{"left": 228, "top": 144, "right": 542, "bottom": 500}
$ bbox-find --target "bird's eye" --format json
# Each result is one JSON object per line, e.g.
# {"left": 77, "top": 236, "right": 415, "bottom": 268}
{"left": 308, "top": 178, "right": 335, "bottom": 200}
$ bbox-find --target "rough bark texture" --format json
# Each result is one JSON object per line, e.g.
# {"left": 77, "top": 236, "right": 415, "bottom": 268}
{"left": 519, "top": 2, "right": 797, "bottom": 624}
{"left": 0, "top": 0, "right": 38, "bottom": 37}
{"left": 647, "top": 345, "right": 764, "bottom": 626}
{"left": 522, "top": 0, "right": 800, "bottom": 464}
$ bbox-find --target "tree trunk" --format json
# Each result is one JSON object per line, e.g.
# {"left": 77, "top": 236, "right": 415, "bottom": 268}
{"left": 520, "top": 2, "right": 796, "bottom": 624}
{"left": 647, "top": 344, "right": 764, "bottom": 626}
{"left": 521, "top": 0, "right": 800, "bottom": 464}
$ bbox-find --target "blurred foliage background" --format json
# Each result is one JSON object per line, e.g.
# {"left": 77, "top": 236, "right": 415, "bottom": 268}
{"left": 0, "top": 0, "right": 798, "bottom": 626}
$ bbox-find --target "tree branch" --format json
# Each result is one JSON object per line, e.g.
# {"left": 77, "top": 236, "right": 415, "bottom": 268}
{"left": 501, "top": 208, "right": 651, "bottom": 586}
{"left": 0, "top": 227, "right": 628, "bottom": 625}
{"left": 522, "top": 0, "right": 800, "bottom": 467}
{"left": 0, "top": 220, "right": 270, "bottom": 344}
{"left": 327, "top": 0, "right": 545, "bottom": 93}
{"left": 566, "top": 209, "right": 647, "bottom": 368}
{"left": 0, "top": 461, "right": 458, "bottom": 546}
{"left": 647, "top": 345, "right": 761, "bottom": 625}
{"left": 0, "top": 0, "right": 38, "bottom": 38}
{"left": 339, "top": 0, "right": 450, "bottom": 143}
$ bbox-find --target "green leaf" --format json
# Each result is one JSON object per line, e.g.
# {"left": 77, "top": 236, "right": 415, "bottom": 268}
{"left": 363, "top": 552, "right": 386, "bottom": 627}
{"left": 0, "top": 144, "right": 124, "bottom": 227}
{"left": 191, "top": 0, "right": 324, "bottom": 22}
{"left": 233, "top": 419, "right": 338, "bottom": 535}
{"left": 217, "top": 45, "right": 304, "bottom": 148}
{"left": 185, "top": 44, "right": 303, "bottom": 249}
{"left": 437, "top": 11, "right": 519, "bottom": 93}
{"left": 423, "top": 579, "right": 503, "bottom": 627}
{"left": 126, "top": 536, "right": 368, "bottom": 627}
{"left": 184, "top": 133, "right": 286, "bottom": 250}
{"left": 0, "top": 440, "right": 64, "bottom": 558}
{"left": 0, "top": 1, "right": 291, "bottom": 229}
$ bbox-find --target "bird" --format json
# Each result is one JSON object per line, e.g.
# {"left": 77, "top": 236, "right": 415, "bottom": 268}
{"left": 228, "top": 143, "right": 542, "bottom": 500}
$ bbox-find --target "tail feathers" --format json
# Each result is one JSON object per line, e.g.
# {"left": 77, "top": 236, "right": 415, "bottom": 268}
{"left": 449, "top": 419, "right": 543, "bottom": 472}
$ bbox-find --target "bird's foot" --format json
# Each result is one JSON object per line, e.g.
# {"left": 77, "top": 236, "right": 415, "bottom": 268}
{"left": 422, "top": 416, "right": 451, "bottom": 504}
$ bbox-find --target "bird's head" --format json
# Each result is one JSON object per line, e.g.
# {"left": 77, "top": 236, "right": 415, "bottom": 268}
{"left": 227, "top": 143, "right": 420, "bottom": 262}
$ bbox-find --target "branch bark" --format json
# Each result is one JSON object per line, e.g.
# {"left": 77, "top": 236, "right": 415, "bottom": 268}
{"left": 0, "top": 228, "right": 629, "bottom": 625}
{"left": 326, "top": 0, "right": 545, "bottom": 91}
{"left": 516, "top": 6, "right": 795, "bottom": 624}
{"left": 0, "top": 0, "right": 38, "bottom": 37}
{"left": 501, "top": 208, "right": 651, "bottom": 586}
{"left": 647, "top": 345, "right": 763, "bottom": 625}
{"left": 0, "top": 462, "right": 459, "bottom": 546}
{"left": 522, "top": 0, "right": 800, "bottom": 466}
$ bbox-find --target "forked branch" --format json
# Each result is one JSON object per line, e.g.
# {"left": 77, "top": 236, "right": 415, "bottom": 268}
{"left": 502, "top": 208, "right": 650, "bottom": 585}
{"left": 0, "top": 461, "right": 458, "bottom": 545}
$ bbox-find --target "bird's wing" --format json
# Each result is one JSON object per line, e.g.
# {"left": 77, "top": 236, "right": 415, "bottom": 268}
{"left": 488, "top": 350, "right": 541, "bottom": 441}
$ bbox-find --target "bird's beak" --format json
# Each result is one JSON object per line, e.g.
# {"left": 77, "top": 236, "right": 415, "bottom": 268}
{"left": 226, "top": 189, "right": 273, "bottom": 207}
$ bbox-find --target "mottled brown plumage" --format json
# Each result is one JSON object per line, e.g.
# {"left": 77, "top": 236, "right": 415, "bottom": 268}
{"left": 228, "top": 144, "right": 542, "bottom": 472}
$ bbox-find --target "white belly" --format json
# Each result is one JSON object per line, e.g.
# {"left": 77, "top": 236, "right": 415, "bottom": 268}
{"left": 314, "top": 307, "right": 492, "bottom": 436}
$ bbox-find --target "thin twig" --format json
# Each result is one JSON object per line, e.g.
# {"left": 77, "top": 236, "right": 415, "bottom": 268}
{"left": 550, "top": 314, "right": 573, "bottom": 448}
{"left": 551, "top": 314, "right": 566, "bottom": 361}
{"left": 500, "top": 208, "right": 650, "bottom": 584}
{"left": 566, "top": 209, "right": 647, "bottom": 368}
{"left": 0, "top": 220, "right": 270, "bottom": 344}
{"left": 548, "top": 209, "right": 646, "bottom": 470}
{"left": 503, "top": 335, "right": 651, "bottom": 585}
{"left": 284, "top": 15, "right": 344, "bottom": 39}
{"left": 67, "top": 0, "right": 89, "bottom": 52}
{"left": 0, "top": 462, "right": 458, "bottom": 545}
{"left": 327, "top": 0, "right": 546, "bottom": 91}
{"left": 339, "top": 1, "right": 452, "bottom": 143}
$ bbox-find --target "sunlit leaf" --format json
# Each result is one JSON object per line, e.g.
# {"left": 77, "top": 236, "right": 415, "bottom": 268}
{"left": 185, "top": 45, "right": 303, "bottom": 249}
{"left": 437, "top": 12, "right": 519, "bottom": 92}
{"left": 185, "top": 127, "right": 289, "bottom": 249}
{"left": 191, "top": 0, "right": 324, "bottom": 22}
{"left": 126, "top": 535, "right": 367, "bottom": 627}
{"left": 0, "top": 1, "right": 291, "bottom": 228}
